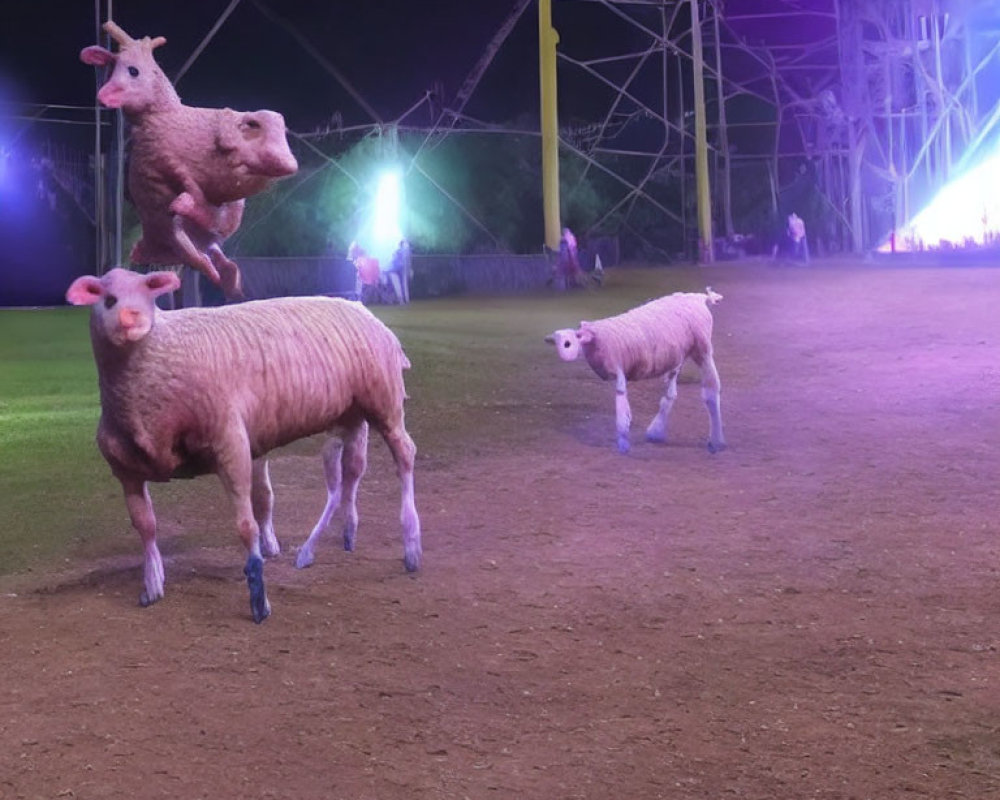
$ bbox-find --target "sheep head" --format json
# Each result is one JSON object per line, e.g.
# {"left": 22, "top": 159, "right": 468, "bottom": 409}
{"left": 67, "top": 268, "right": 180, "bottom": 347}
{"left": 545, "top": 323, "right": 595, "bottom": 362}
{"left": 217, "top": 109, "right": 299, "bottom": 180}
{"left": 80, "top": 21, "right": 179, "bottom": 116}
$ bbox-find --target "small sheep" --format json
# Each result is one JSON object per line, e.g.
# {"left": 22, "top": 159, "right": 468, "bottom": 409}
{"left": 545, "top": 288, "right": 725, "bottom": 454}
{"left": 66, "top": 268, "right": 421, "bottom": 623}
{"left": 80, "top": 21, "right": 299, "bottom": 299}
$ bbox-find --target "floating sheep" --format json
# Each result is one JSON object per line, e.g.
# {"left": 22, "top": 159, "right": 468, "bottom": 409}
{"left": 65, "top": 267, "right": 421, "bottom": 623}
{"left": 80, "top": 21, "right": 299, "bottom": 299}
{"left": 545, "top": 288, "right": 726, "bottom": 454}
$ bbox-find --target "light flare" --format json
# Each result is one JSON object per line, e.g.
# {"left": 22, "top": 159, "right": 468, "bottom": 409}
{"left": 370, "top": 170, "right": 403, "bottom": 261}
{"left": 880, "top": 150, "right": 1000, "bottom": 252}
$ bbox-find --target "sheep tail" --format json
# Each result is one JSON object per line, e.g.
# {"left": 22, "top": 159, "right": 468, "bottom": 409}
{"left": 704, "top": 286, "right": 723, "bottom": 305}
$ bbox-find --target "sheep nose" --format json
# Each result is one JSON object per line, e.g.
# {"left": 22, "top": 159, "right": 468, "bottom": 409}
{"left": 119, "top": 307, "right": 140, "bottom": 329}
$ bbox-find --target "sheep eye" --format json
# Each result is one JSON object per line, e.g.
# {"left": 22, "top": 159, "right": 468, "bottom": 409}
{"left": 128, "top": 66, "right": 139, "bottom": 78}
{"left": 104, "top": 295, "right": 117, "bottom": 309}
{"left": 245, "top": 119, "right": 261, "bottom": 129}
{"left": 562, "top": 340, "right": 571, "bottom": 348}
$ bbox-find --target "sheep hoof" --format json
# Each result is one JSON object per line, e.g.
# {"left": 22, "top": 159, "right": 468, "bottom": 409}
{"left": 138, "top": 590, "right": 160, "bottom": 608}
{"left": 617, "top": 436, "right": 631, "bottom": 454}
{"left": 404, "top": 550, "right": 421, "bottom": 573}
{"left": 707, "top": 440, "right": 727, "bottom": 454}
{"left": 645, "top": 431, "right": 666, "bottom": 444}
{"left": 244, "top": 555, "right": 271, "bottom": 623}
{"left": 343, "top": 524, "right": 356, "bottom": 552}
{"left": 295, "top": 549, "right": 315, "bottom": 569}
{"left": 259, "top": 529, "right": 281, "bottom": 558}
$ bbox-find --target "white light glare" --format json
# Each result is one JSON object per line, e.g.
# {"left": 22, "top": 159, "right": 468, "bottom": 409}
{"left": 371, "top": 170, "right": 403, "bottom": 257}
{"left": 879, "top": 150, "right": 1000, "bottom": 252}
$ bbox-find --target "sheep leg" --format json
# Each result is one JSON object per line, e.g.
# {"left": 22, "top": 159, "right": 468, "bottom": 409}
{"left": 614, "top": 370, "right": 632, "bottom": 454}
{"left": 170, "top": 215, "right": 221, "bottom": 286}
{"left": 170, "top": 194, "right": 243, "bottom": 300}
{"left": 296, "top": 424, "right": 370, "bottom": 568}
{"left": 169, "top": 191, "right": 215, "bottom": 231}
{"left": 216, "top": 436, "right": 271, "bottom": 623}
{"left": 698, "top": 353, "right": 726, "bottom": 453}
{"left": 121, "top": 477, "right": 165, "bottom": 607}
{"left": 251, "top": 458, "right": 280, "bottom": 557}
{"left": 295, "top": 433, "right": 346, "bottom": 567}
{"left": 293, "top": 440, "right": 340, "bottom": 568}
{"left": 338, "top": 422, "right": 369, "bottom": 553}
{"left": 380, "top": 421, "right": 421, "bottom": 572}
{"left": 646, "top": 368, "right": 679, "bottom": 443}
{"left": 207, "top": 244, "right": 244, "bottom": 301}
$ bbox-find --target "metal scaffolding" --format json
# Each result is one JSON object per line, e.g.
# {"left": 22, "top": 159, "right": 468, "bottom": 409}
{"left": 553, "top": 0, "right": 1000, "bottom": 256}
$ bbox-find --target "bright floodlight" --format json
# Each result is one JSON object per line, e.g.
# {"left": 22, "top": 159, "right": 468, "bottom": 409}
{"left": 880, "top": 149, "right": 1000, "bottom": 252}
{"left": 371, "top": 170, "right": 403, "bottom": 257}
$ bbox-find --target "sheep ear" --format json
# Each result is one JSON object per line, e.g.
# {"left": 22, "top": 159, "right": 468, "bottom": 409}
{"left": 80, "top": 46, "right": 115, "bottom": 66}
{"left": 544, "top": 333, "right": 556, "bottom": 344}
{"left": 66, "top": 276, "right": 105, "bottom": 306}
{"left": 144, "top": 271, "right": 181, "bottom": 296}
{"left": 577, "top": 324, "right": 595, "bottom": 344}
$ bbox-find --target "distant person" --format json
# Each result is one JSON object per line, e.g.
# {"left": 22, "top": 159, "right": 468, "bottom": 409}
{"left": 387, "top": 239, "right": 411, "bottom": 304}
{"left": 787, "top": 212, "right": 810, "bottom": 263}
{"left": 553, "top": 227, "right": 584, "bottom": 289}
{"left": 348, "top": 241, "right": 380, "bottom": 301}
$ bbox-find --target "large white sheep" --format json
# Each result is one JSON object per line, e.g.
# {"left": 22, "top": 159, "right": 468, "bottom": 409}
{"left": 545, "top": 288, "right": 725, "bottom": 454}
{"left": 66, "top": 268, "right": 421, "bottom": 623}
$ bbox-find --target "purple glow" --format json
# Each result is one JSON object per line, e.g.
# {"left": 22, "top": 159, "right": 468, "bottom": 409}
{"left": 880, "top": 150, "right": 1000, "bottom": 252}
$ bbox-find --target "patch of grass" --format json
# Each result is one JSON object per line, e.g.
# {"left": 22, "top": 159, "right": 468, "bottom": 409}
{"left": 0, "top": 308, "right": 127, "bottom": 574}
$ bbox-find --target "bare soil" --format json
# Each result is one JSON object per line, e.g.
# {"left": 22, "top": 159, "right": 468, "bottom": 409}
{"left": 2, "top": 261, "right": 999, "bottom": 799}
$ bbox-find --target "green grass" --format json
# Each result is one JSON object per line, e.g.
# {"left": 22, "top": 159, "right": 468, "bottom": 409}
{"left": 0, "top": 307, "right": 122, "bottom": 574}
{"left": 0, "top": 267, "right": 707, "bottom": 578}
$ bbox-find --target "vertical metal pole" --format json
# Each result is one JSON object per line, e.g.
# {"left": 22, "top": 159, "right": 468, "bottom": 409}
{"left": 538, "top": 0, "right": 561, "bottom": 251}
{"left": 109, "top": 0, "right": 124, "bottom": 266}
{"left": 93, "top": 0, "right": 105, "bottom": 273}
{"left": 114, "top": 96, "right": 124, "bottom": 265}
{"left": 712, "top": 3, "right": 733, "bottom": 238}
{"left": 834, "top": 0, "right": 863, "bottom": 252}
{"left": 678, "top": 53, "right": 688, "bottom": 257}
{"left": 931, "top": 7, "right": 950, "bottom": 180}
{"left": 689, "top": 0, "right": 713, "bottom": 262}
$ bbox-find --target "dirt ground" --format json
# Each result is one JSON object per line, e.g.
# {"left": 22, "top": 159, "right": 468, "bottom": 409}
{"left": 2, "top": 261, "right": 999, "bottom": 799}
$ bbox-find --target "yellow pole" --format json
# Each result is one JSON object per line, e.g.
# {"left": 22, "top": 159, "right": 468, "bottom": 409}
{"left": 539, "top": 0, "right": 561, "bottom": 251}
{"left": 690, "top": 0, "right": 714, "bottom": 262}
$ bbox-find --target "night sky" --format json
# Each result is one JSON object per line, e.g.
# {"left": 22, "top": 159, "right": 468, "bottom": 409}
{"left": 0, "top": 1, "right": 539, "bottom": 132}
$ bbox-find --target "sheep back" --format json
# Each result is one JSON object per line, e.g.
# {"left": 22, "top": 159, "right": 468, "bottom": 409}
{"left": 94, "top": 297, "right": 410, "bottom": 481}
{"left": 581, "top": 293, "right": 716, "bottom": 381}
